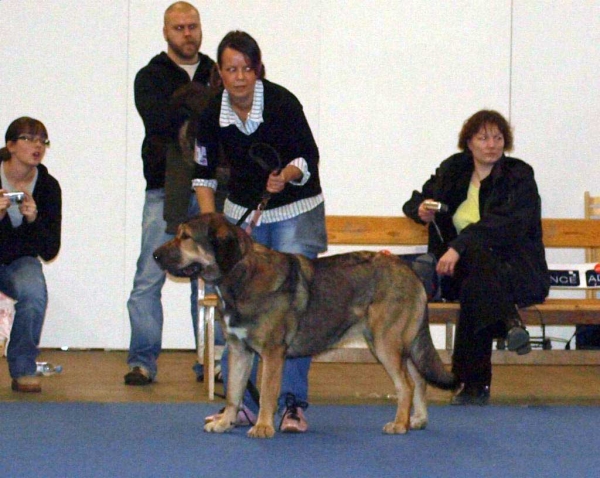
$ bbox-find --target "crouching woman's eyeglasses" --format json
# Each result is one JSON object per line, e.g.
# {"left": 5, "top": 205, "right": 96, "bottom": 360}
{"left": 16, "top": 134, "right": 51, "bottom": 148}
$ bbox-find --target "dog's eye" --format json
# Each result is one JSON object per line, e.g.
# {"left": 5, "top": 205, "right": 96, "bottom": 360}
{"left": 179, "top": 232, "right": 190, "bottom": 240}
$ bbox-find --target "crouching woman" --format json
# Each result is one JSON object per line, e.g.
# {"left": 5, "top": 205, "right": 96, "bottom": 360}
{"left": 0, "top": 117, "right": 62, "bottom": 393}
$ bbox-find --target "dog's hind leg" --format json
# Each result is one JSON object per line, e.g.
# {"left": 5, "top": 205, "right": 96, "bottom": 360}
{"left": 369, "top": 336, "right": 413, "bottom": 433}
{"left": 380, "top": 355, "right": 414, "bottom": 434}
{"left": 247, "top": 345, "right": 286, "bottom": 439}
{"left": 407, "top": 359, "right": 428, "bottom": 430}
{"left": 204, "top": 340, "right": 254, "bottom": 434}
{"left": 366, "top": 303, "right": 416, "bottom": 434}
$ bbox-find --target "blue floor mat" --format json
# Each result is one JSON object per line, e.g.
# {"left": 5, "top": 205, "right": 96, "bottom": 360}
{"left": 1, "top": 403, "right": 599, "bottom": 478}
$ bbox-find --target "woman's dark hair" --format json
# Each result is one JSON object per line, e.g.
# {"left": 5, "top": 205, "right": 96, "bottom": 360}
{"left": 458, "top": 110, "right": 513, "bottom": 152}
{"left": 217, "top": 30, "right": 265, "bottom": 79}
{"left": 1, "top": 116, "right": 49, "bottom": 161}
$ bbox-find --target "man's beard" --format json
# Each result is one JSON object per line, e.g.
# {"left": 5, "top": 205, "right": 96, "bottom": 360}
{"left": 168, "top": 39, "right": 200, "bottom": 61}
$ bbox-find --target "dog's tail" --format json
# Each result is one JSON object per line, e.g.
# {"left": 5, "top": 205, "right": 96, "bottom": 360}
{"left": 409, "top": 306, "right": 460, "bottom": 391}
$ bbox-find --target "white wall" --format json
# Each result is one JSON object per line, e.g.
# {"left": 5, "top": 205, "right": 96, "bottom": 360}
{"left": 1, "top": 0, "right": 599, "bottom": 349}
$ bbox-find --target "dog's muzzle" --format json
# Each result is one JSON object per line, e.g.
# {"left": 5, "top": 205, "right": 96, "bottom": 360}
{"left": 152, "top": 246, "right": 200, "bottom": 278}
{"left": 175, "top": 262, "right": 204, "bottom": 278}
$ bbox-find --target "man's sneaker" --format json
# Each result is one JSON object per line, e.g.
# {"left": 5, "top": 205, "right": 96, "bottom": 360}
{"left": 450, "top": 384, "right": 490, "bottom": 406}
{"left": 214, "top": 362, "right": 223, "bottom": 383}
{"left": 279, "top": 393, "right": 309, "bottom": 433}
{"left": 124, "top": 366, "right": 153, "bottom": 386}
{"left": 204, "top": 405, "right": 256, "bottom": 427}
{"left": 194, "top": 361, "right": 222, "bottom": 383}
{"left": 11, "top": 375, "right": 42, "bottom": 393}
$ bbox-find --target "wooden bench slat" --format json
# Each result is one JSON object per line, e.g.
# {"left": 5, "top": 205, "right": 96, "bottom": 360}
{"left": 326, "top": 216, "right": 428, "bottom": 245}
{"left": 314, "top": 349, "right": 600, "bottom": 365}
{"left": 541, "top": 219, "right": 600, "bottom": 248}
{"left": 326, "top": 216, "right": 600, "bottom": 249}
{"left": 427, "top": 299, "right": 600, "bottom": 326}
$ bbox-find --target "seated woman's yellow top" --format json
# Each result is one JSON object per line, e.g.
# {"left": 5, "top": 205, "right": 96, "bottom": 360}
{"left": 453, "top": 182, "right": 480, "bottom": 233}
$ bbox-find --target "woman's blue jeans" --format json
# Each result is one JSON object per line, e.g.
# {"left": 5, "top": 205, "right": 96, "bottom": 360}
{"left": 0, "top": 256, "right": 47, "bottom": 378}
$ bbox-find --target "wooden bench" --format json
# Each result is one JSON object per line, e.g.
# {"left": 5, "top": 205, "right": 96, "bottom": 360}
{"left": 200, "top": 216, "right": 600, "bottom": 399}
{"left": 317, "top": 216, "right": 600, "bottom": 366}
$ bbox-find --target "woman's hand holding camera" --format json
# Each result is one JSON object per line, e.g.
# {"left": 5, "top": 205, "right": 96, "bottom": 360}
{"left": 0, "top": 189, "right": 9, "bottom": 218}
{"left": 19, "top": 192, "right": 38, "bottom": 223}
{"left": 418, "top": 199, "right": 438, "bottom": 223}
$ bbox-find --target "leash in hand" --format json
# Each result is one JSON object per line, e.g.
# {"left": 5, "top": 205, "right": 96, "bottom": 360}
{"left": 237, "top": 142, "right": 282, "bottom": 235}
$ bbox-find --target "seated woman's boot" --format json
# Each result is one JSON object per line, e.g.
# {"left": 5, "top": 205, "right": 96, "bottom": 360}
{"left": 450, "top": 383, "right": 490, "bottom": 406}
{"left": 506, "top": 316, "right": 531, "bottom": 355}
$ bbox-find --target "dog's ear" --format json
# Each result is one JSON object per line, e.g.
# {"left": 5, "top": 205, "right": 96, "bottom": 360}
{"left": 171, "top": 82, "right": 217, "bottom": 160}
{"left": 205, "top": 213, "right": 251, "bottom": 273}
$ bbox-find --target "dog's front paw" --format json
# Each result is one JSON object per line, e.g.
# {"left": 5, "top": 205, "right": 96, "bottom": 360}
{"left": 204, "top": 419, "right": 234, "bottom": 434}
{"left": 382, "top": 421, "right": 408, "bottom": 435}
{"left": 247, "top": 423, "right": 275, "bottom": 439}
{"left": 409, "top": 414, "right": 428, "bottom": 430}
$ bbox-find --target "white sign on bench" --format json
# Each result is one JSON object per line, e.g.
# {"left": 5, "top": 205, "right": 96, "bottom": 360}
{"left": 548, "top": 263, "right": 600, "bottom": 289}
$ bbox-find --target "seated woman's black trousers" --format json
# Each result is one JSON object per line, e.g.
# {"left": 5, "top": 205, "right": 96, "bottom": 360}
{"left": 450, "top": 244, "right": 521, "bottom": 387}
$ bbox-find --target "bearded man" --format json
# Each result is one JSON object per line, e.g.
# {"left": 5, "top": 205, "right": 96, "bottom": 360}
{"left": 125, "top": 2, "right": 216, "bottom": 386}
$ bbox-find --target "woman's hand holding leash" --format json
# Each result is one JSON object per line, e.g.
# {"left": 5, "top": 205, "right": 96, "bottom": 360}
{"left": 266, "top": 165, "right": 302, "bottom": 194}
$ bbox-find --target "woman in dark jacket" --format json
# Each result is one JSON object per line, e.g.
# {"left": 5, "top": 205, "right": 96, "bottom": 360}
{"left": 0, "top": 117, "right": 62, "bottom": 393}
{"left": 403, "top": 110, "right": 549, "bottom": 405}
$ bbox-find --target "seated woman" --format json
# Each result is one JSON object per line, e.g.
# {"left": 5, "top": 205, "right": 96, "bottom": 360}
{"left": 0, "top": 117, "right": 62, "bottom": 393}
{"left": 403, "top": 110, "right": 549, "bottom": 405}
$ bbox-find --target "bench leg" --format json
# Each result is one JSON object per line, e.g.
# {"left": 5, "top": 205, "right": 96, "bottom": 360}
{"left": 445, "top": 322, "right": 454, "bottom": 350}
{"left": 196, "top": 298, "right": 205, "bottom": 369}
{"left": 203, "top": 304, "right": 216, "bottom": 400}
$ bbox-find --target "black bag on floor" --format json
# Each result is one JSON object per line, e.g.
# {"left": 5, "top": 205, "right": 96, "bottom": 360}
{"left": 576, "top": 325, "right": 600, "bottom": 350}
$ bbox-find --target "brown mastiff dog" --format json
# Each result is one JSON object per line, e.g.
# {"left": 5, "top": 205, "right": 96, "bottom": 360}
{"left": 154, "top": 213, "right": 458, "bottom": 438}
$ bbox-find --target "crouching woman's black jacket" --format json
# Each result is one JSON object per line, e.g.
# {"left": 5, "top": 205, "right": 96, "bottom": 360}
{"left": 0, "top": 163, "right": 61, "bottom": 265}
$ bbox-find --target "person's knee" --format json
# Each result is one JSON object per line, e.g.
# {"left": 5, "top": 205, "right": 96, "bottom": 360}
{"left": 460, "top": 244, "right": 499, "bottom": 275}
{"left": 16, "top": 282, "right": 47, "bottom": 312}
{"left": 9, "top": 258, "right": 47, "bottom": 303}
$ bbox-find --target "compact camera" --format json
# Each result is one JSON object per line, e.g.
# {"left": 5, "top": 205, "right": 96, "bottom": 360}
{"left": 3, "top": 192, "right": 25, "bottom": 205}
{"left": 423, "top": 200, "right": 448, "bottom": 213}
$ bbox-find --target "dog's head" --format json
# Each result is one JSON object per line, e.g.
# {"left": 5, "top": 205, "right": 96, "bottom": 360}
{"left": 153, "top": 213, "right": 252, "bottom": 283}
